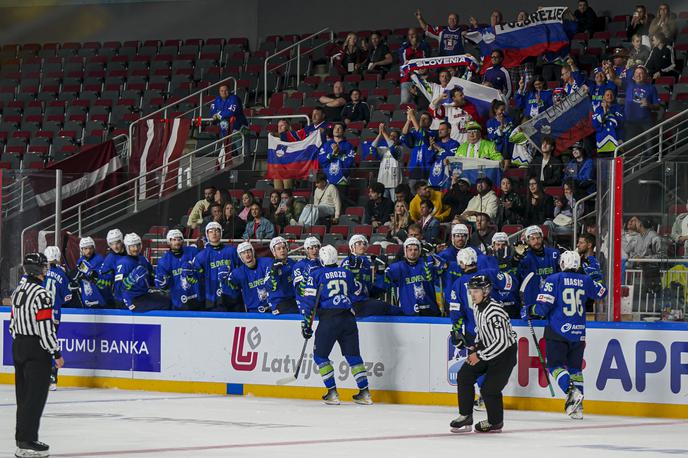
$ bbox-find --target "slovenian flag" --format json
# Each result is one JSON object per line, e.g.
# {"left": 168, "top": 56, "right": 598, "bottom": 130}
{"left": 465, "top": 7, "right": 571, "bottom": 69}
{"left": 447, "top": 157, "right": 502, "bottom": 186}
{"left": 266, "top": 131, "right": 321, "bottom": 180}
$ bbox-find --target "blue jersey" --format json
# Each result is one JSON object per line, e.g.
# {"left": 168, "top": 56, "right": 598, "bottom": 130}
{"left": 193, "top": 243, "right": 240, "bottom": 303}
{"left": 209, "top": 94, "right": 247, "bottom": 131}
{"left": 226, "top": 257, "right": 274, "bottom": 313}
{"left": 428, "top": 138, "right": 459, "bottom": 189}
{"left": 155, "top": 246, "right": 200, "bottom": 309}
{"left": 385, "top": 258, "right": 441, "bottom": 316}
{"left": 581, "top": 255, "right": 603, "bottom": 283}
{"left": 303, "top": 266, "right": 355, "bottom": 314}
{"left": 340, "top": 254, "right": 383, "bottom": 303}
{"left": 518, "top": 247, "right": 560, "bottom": 307}
{"left": 486, "top": 116, "right": 515, "bottom": 160}
{"left": 318, "top": 140, "right": 355, "bottom": 185}
{"left": 75, "top": 253, "right": 107, "bottom": 307}
{"left": 43, "top": 265, "right": 72, "bottom": 322}
{"left": 515, "top": 89, "right": 553, "bottom": 118}
{"left": 534, "top": 271, "right": 607, "bottom": 342}
{"left": 588, "top": 80, "right": 617, "bottom": 111}
{"left": 293, "top": 258, "right": 321, "bottom": 312}
{"left": 592, "top": 103, "right": 624, "bottom": 151}
{"left": 263, "top": 258, "right": 296, "bottom": 310}
{"left": 401, "top": 128, "right": 436, "bottom": 179}
{"left": 96, "top": 251, "right": 124, "bottom": 302}
{"left": 115, "top": 254, "right": 154, "bottom": 308}
{"left": 447, "top": 268, "right": 516, "bottom": 336}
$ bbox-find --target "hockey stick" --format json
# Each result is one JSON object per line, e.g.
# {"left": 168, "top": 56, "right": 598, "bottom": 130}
{"left": 276, "top": 283, "right": 324, "bottom": 385}
{"left": 520, "top": 272, "right": 556, "bottom": 398}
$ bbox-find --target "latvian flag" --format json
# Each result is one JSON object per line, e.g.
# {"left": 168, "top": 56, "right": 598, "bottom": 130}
{"left": 131, "top": 118, "right": 191, "bottom": 199}
{"left": 266, "top": 131, "right": 321, "bottom": 180}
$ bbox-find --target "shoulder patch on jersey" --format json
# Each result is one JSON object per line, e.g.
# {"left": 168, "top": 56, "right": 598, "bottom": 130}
{"left": 537, "top": 293, "right": 555, "bottom": 304}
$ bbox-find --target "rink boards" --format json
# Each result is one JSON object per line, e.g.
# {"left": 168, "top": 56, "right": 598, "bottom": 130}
{"left": 0, "top": 308, "right": 686, "bottom": 418}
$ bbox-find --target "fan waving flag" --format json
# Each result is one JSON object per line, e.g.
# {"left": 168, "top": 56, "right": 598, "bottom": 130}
{"left": 516, "top": 87, "right": 594, "bottom": 153}
{"left": 266, "top": 131, "right": 321, "bottom": 180}
{"left": 465, "top": 7, "right": 571, "bottom": 68}
{"left": 447, "top": 157, "right": 502, "bottom": 186}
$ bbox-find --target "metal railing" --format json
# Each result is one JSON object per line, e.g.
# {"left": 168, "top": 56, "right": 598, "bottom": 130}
{"left": 263, "top": 28, "right": 334, "bottom": 106}
{"left": 20, "top": 131, "right": 246, "bottom": 259}
{"left": 128, "top": 76, "right": 237, "bottom": 157}
{"left": 613, "top": 107, "right": 688, "bottom": 174}
{"left": 624, "top": 259, "right": 688, "bottom": 320}
{"left": 572, "top": 191, "right": 597, "bottom": 243}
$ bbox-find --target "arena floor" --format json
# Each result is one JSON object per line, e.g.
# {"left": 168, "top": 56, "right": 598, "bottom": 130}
{"left": 0, "top": 386, "right": 686, "bottom": 457}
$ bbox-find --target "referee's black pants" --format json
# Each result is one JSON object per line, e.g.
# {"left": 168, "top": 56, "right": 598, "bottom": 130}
{"left": 457, "top": 344, "right": 517, "bottom": 425}
{"left": 13, "top": 336, "right": 52, "bottom": 443}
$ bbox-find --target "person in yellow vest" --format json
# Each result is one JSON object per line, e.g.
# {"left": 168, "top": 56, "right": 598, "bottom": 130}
{"left": 454, "top": 121, "right": 506, "bottom": 169}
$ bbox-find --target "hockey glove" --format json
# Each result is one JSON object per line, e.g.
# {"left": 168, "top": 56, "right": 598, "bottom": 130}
{"left": 513, "top": 242, "right": 529, "bottom": 262}
{"left": 450, "top": 329, "right": 468, "bottom": 349}
{"left": 520, "top": 305, "right": 539, "bottom": 320}
{"left": 301, "top": 318, "right": 313, "bottom": 340}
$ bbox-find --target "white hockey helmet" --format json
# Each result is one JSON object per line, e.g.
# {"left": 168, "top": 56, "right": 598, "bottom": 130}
{"left": 166, "top": 229, "right": 184, "bottom": 243}
{"left": 451, "top": 224, "right": 469, "bottom": 236}
{"left": 319, "top": 245, "right": 339, "bottom": 267}
{"left": 303, "top": 236, "right": 321, "bottom": 250}
{"left": 106, "top": 228, "right": 123, "bottom": 244}
{"left": 525, "top": 225, "right": 543, "bottom": 239}
{"left": 44, "top": 246, "right": 61, "bottom": 263}
{"left": 559, "top": 250, "right": 581, "bottom": 271}
{"left": 237, "top": 241, "right": 254, "bottom": 255}
{"left": 403, "top": 237, "right": 421, "bottom": 250}
{"left": 457, "top": 247, "right": 478, "bottom": 266}
{"left": 492, "top": 232, "right": 509, "bottom": 244}
{"left": 348, "top": 234, "right": 368, "bottom": 252}
{"left": 79, "top": 236, "right": 95, "bottom": 249}
{"left": 123, "top": 233, "right": 142, "bottom": 247}
{"left": 205, "top": 221, "right": 222, "bottom": 238}
{"left": 270, "top": 236, "right": 288, "bottom": 254}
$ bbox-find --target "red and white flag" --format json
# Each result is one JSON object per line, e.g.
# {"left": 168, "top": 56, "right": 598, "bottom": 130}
{"left": 131, "top": 118, "right": 191, "bottom": 199}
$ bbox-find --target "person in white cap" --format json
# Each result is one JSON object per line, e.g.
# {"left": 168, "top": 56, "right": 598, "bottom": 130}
{"left": 341, "top": 234, "right": 394, "bottom": 316}
{"left": 96, "top": 228, "right": 126, "bottom": 307}
{"left": 74, "top": 237, "right": 108, "bottom": 308}
{"left": 264, "top": 236, "right": 299, "bottom": 314}
{"left": 43, "top": 246, "right": 72, "bottom": 391}
{"left": 490, "top": 232, "right": 518, "bottom": 277}
{"left": 192, "top": 221, "right": 241, "bottom": 311}
{"left": 154, "top": 230, "right": 200, "bottom": 310}
{"left": 224, "top": 241, "right": 274, "bottom": 313}
{"left": 517, "top": 225, "right": 561, "bottom": 307}
{"left": 293, "top": 237, "right": 322, "bottom": 313}
{"left": 384, "top": 237, "right": 442, "bottom": 316}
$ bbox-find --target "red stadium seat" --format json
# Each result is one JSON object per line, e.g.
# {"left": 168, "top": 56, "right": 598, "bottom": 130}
{"left": 385, "top": 244, "right": 402, "bottom": 256}
{"left": 330, "top": 225, "right": 350, "bottom": 239}
{"left": 283, "top": 225, "right": 303, "bottom": 237}
{"left": 367, "top": 244, "right": 382, "bottom": 256}
{"left": 544, "top": 186, "right": 564, "bottom": 199}
{"left": 304, "top": 225, "right": 326, "bottom": 240}
{"left": 353, "top": 225, "right": 373, "bottom": 239}
{"left": 345, "top": 206, "right": 365, "bottom": 221}
{"left": 501, "top": 224, "right": 523, "bottom": 235}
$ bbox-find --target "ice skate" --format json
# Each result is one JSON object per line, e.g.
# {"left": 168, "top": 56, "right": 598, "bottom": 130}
{"left": 450, "top": 414, "right": 473, "bottom": 433}
{"left": 473, "top": 394, "right": 485, "bottom": 411}
{"left": 15, "top": 440, "right": 49, "bottom": 458}
{"left": 322, "top": 388, "right": 340, "bottom": 405}
{"left": 569, "top": 402, "right": 584, "bottom": 420}
{"left": 474, "top": 420, "right": 503, "bottom": 433}
{"left": 565, "top": 385, "right": 583, "bottom": 417}
{"left": 352, "top": 388, "right": 373, "bottom": 405}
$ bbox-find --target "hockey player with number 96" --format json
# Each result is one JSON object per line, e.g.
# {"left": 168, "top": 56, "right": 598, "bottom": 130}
{"left": 520, "top": 250, "right": 607, "bottom": 419}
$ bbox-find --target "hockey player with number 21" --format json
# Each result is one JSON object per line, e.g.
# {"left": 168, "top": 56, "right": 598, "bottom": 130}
{"left": 301, "top": 245, "right": 373, "bottom": 406}
{"left": 521, "top": 251, "right": 607, "bottom": 419}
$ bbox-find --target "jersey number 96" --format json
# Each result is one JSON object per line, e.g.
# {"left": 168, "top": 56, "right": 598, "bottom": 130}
{"left": 562, "top": 288, "right": 585, "bottom": 317}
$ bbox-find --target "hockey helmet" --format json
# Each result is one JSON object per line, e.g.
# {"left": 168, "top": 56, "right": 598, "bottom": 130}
{"left": 106, "top": 228, "right": 123, "bottom": 245}
{"left": 23, "top": 252, "right": 48, "bottom": 277}
{"left": 303, "top": 236, "right": 321, "bottom": 250}
{"left": 559, "top": 250, "right": 581, "bottom": 272}
{"left": 348, "top": 234, "right": 368, "bottom": 252}
{"left": 237, "top": 241, "right": 254, "bottom": 255}
{"left": 44, "top": 246, "right": 61, "bottom": 263}
{"left": 319, "top": 245, "right": 339, "bottom": 267}
{"left": 79, "top": 237, "right": 95, "bottom": 249}
{"left": 269, "top": 236, "right": 288, "bottom": 255}
{"left": 166, "top": 229, "right": 184, "bottom": 243}
{"left": 205, "top": 221, "right": 223, "bottom": 239}
{"left": 457, "top": 247, "right": 477, "bottom": 266}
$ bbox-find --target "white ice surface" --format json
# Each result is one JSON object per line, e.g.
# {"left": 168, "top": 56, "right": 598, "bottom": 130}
{"left": 0, "top": 386, "right": 686, "bottom": 458}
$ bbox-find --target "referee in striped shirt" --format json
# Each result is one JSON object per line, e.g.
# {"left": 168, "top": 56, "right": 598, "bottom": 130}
{"left": 450, "top": 275, "right": 517, "bottom": 434}
{"left": 10, "top": 252, "right": 64, "bottom": 458}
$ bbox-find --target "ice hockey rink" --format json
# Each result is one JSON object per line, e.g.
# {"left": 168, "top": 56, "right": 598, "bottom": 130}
{"left": 0, "top": 386, "right": 686, "bottom": 457}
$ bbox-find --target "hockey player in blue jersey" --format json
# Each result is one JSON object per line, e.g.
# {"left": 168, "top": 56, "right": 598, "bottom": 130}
{"left": 73, "top": 237, "right": 108, "bottom": 308}
{"left": 517, "top": 225, "right": 560, "bottom": 308}
{"left": 43, "top": 246, "right": 72, "bottom": 391}
{"left": 209, "top": 83, "right": 247, "bottom": 137}
{"left": 225, "top": 242, "right": 274, "bottom": 313}
{"left": 385, "top": 237, "right": 442, "bottom": 316}
{"left": 521, "top": 251, "right": 607, "bottom": 420}
{"left": 116, "top": 233, "right": 168, "bottom": 312}
{"left": 577, "top": 233, "right": 603, "bottom": 283}
{"left": 264, "top": 236, "right": 299, "bottom": 314}
{"left": 96, "top": 229, "right": 126, "bottom": 307}
{"left": 155, "top": 229, "right": 200, "bottom": 310}
{"left": 341, "top": 234, "right": 394, "bottom": 317}
{"left": 293, "top": 237, "right": 322, "bottom": 313}
{"left": 301, "top": 245, "right": 373, "bottom": 405}
{"left": 193, "top": 221, "right": 241, "bottom": 311}
{"left": 490, "top": 232, "right": 518, "bottom": 277}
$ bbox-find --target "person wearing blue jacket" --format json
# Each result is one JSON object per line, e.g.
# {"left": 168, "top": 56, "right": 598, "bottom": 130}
{"left": 515, "top": 76, "right": 553, "bottom": 119}
{"left": 318, "top": 123, "right": 355, "bottom": 186}
{"left": 225, "top": 242, "right": 273, "bottom": 313}
{"left": 194, "top": 221, "right": 241, "bottom": 311}
{"left": 563, "top": 142, "right": 595, "bottom": 195}
{"left": 155, "top": 229, "right": 200, "bottom": 310}
{"left": 116, "top": 233, "right": 168, "bottom": 312}
{"left": 427, "top": 122, "right": 459, "bottom": 190}
{"left": 74, "top": 237, "right": 108, "bottom": 308}
{"left": 263, "top": 236, "right": 298, "bottom": 314}
{"left": 517, "top": 225, "right": 560, "bottom": 308}
{"left": 209, "top": 83, "right": 247, "bottom": 137}
{"left": 300, "top": 244, "right": 372, "bottom": 405}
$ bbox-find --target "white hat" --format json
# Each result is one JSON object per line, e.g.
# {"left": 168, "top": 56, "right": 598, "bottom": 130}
{"left": 44, "top": 246, "right": 61, "bottom": 263}
{"left": 492, "top": 232, "right": 508, "bottom": 244}
{"left": 106, "top": 229, "right": 123, "bottom": 244}
{"left": 525, "top": 225, "right": 543, "bottom": 238}
{"left": 451, "top": 224, "right": 469, "bottom": 236}
{"left": 303, "top": 236, "right": 321, "bottom": 250}
{"left": 166, "top": 229, "right": 184, "bottom": 243}
{"left": 348, "top": 234, "right": 368, "bottom": 252}
{"left": 319, "top": 245, "right": 339, "bottom": 267}
{"left": 457, "top": 247, "right": 477, "bottom": 266}
{"left": 403, "top": 237, "right": 421, "bottom": 249}
{"left": 79, "top": 237, "right": 95, "bottom": 249}
{"left": 270, "top": 236, "right": 288, "bottom": 254}
{"left": 205, "top": 221, "right": 222, "bottom": 239}
{"left": 237, "top": 241, "right": 254, "bottom": 255}
{"left": 559, "top": 250, "right": 581, "bottom": 271}
{"left": 123, "top": 233, "right": 142, "bottom": 247}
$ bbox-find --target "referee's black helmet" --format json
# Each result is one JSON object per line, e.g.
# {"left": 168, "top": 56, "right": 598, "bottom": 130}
{"left": 23, "top": 252, "right": 48, "bottom": 277}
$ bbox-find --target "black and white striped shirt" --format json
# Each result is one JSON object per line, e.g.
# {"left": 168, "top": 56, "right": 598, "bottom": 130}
{"left": 474, "top": 298, "right": 517, "bottom": 361}
{"left": 10, "top": 275, "right": 61, "bottom": 358}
